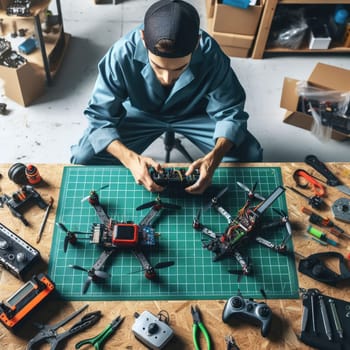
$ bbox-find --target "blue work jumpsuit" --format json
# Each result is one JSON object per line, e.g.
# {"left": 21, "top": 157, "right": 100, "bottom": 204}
{"left": 71, "top": 27, "right": 263, "bottom": 165}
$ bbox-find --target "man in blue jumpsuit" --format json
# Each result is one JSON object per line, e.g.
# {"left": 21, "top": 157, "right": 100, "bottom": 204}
{"left": 71, "top": 0, "right": 262, "bottom": 194}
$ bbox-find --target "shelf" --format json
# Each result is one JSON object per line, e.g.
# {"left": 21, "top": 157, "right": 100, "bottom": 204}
{"left": 265, "top": 46, "right": 350, "bottom": 53}
{"left": 0, "top": 21, "right": 65, "bottom": 70}
{"left": 0, "top": 0, "right": 51, "bottom": 17}
{"left": 251, "top": 0, "right": 350, "bottom": 58}
{"left": 0, "top": 0, "right": 69, "bottom": 105}
{"left": 279, "top": 0, "right": 350, "bottom": 4}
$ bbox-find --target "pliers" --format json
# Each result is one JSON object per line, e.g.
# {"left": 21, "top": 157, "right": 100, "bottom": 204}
{"left": 26, "top": 305, "right": 102, "bottom": 350}
{"left": 191, "top": 305, "right": 211, "bottom": 350}
{"left": 75, "top": 315, "right": 124, "bottom": 350}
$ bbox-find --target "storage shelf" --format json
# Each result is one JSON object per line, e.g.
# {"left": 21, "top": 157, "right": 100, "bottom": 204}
{"left": 251, "top": 0, "right": 350, "bottom": 58}
{"left": 0, "top": 0, "right": 68, "bottom": 105}
{"left": 279, "top": 0, "right": 350, "bottom": 4}
{"left": 0, "top": 0, "right": 51, "bottom": 17}
{"left": 265, "top": 44, "right": 350, "bottom": 53}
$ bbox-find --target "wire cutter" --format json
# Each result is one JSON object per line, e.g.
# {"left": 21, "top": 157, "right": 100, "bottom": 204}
{"left": 26, "top": 304, "right": 102, "bottom": 350}
{"left": 75, "top": 315, "right": 124, "bottom": 350}
{"left": 191, "top": 305, "right": 211, "bottom": 350}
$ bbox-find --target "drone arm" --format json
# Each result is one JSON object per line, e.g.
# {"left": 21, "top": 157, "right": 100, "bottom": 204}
{"left": 92, "top": 250, "right": 114, "bottom": 271}
{"left": 255, "top": 186, "right": 285, "bottom": 216}
{"left": 139, "top": 207, "right": 160, "bottom": 227}
{"left": 193, "top": 221, "right": 217, "bottom": 239}
{"left": 214, "top": 205, "right": 233, "bottom": 224}
{"left": 132, "top": 249, "right": 156, "bottom": 280}
{"left": 92, "top": 203, "right": 110, "bottom": 226}
{"left": 233, "top": 251, "right": 250, "bottom": 275}
{"left": 255, "top": 236, "right": 288, "bottom": 253}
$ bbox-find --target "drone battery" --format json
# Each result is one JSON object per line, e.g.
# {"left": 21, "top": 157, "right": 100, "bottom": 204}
{"left": 0, "top": 222, "right": 41, "bottom": 280}
{"left": 0, "top": 273, "right": 55, "bottom": 331}
{"left": 112, "top": 223, "right": 138, "bottom": 246}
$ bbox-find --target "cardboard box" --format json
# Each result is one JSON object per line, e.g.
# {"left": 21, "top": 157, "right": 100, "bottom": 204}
{"left": 220, "top": 45, "right": 250, "bottom": 57}
{"left": 0, "top": 62, "right": 45, "bottom": 106}
{"left": 309, "top": 24, "right": 331, "bottom": 50}
{"left": 212, "top": 0, "right": 264, "bottom": 35}
{"left": 280, "top": 63, "right": 350, "bottom": 141}
{"left": 207, "top": 18, "right": 253, "bottom": 57}
{"left": 206, "top": 0, "right": 215, "bottom": 18}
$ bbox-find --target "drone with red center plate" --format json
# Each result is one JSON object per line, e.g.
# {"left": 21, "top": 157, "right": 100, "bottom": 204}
{"left": 192, "top": 181, "right": 292, "bottom": 277}
{"left": 57, "top": 189, "right": 180, "bottom": 294}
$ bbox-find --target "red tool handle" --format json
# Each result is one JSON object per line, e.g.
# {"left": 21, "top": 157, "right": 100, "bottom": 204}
{"left": 293, "top": 169, "right": 326, "bottom": 197}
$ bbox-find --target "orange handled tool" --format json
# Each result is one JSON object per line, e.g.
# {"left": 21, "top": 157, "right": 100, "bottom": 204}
{"left": 293, "top": 169, "right": 326, "bottom": 197}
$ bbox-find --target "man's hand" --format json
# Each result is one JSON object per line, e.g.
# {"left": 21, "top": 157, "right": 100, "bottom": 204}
{"left": 185, "top": 137, "right": 234, "bottom": 195}
{"left": 184, "top": 157, "right": 214, "bottom": 194}
{"left": 128, "top": 154, "right": 164, "bottom": 192}
{"left": 106, "top": 140, "right": 164, "bottom": 192}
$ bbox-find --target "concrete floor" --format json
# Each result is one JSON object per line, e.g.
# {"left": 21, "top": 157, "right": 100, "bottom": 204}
{"left": 0, "top": 0, "right": 349, "bottom": 164}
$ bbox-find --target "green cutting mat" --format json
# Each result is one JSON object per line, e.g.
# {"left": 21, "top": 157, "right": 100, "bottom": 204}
{"left": 48, "top": 166, "right": 299, "bottom": 301}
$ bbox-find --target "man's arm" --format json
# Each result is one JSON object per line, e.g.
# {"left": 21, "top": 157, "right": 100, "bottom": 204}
{"left": 106, "top": 140, "right": 164, "bottom": 192}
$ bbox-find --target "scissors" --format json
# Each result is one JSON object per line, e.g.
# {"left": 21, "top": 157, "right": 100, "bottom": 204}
{"left": 75, "top": 315, "right": 124, "bottom": 350}
{"left": 191, "top": 305, "right": 211, "bottom": 350}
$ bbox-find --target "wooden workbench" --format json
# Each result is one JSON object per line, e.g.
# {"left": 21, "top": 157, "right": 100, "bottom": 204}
{"left": 1, "top": 163, "right": 350, "bottom": 349}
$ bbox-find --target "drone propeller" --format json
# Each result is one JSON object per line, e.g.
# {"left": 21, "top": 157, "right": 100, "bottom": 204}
{"left": 56, "top": 222, "right": 89, "bottom": 253}
{"left": 136, "top": 196, "right": 181, "bottom": 211}
{"left": 228, "top": 258, "right": 252, "bottom": 282}
{"left": 81, "top": 184, "right": 109, "bottom": 202}
{"left": 195, "top": 208, "right": 201, "bottom": 221}
{"left": 236, "top": 181, "right": 265, "bottom": 201}
{"left": 69, "top": 264, "right": 110, "bottom": 294}
{"left": 129, "top": 261, "right": 175, "bottom": 274}
{"left": 273, "top": 209, "right": 292, "bottom": 236}
{"left": 204, "top": 186, "right": 229, "bottom": 211}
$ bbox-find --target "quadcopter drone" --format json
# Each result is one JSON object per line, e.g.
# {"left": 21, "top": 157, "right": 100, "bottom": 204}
{"left": 192, "top": 181, "right": 292, "bottom": 277}
{"left": 57, "top": 189, "right": 180, "bottom": 294}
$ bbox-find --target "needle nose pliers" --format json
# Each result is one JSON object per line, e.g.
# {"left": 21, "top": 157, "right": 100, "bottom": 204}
{"left": 75, "top": 315, "right": 124, "bottom": 350}
{"left": 191, "top": 305, "right": 211, "bottom": 350}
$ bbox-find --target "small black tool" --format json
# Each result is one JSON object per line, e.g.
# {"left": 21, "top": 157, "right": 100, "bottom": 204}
{"left": 286, "top": 186, "right": 324, "bottom": 209}
{"left": 26, "top": 305, "right": 102, "bottom": 350}
{"left": 75, "top": 315, "right": 124, "bottom": 350}
{"left": 305, "top": 155, "right": 350, "bottom": 196}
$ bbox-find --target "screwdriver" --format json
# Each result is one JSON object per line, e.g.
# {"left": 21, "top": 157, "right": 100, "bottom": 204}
{"left": 307, "top": 225, "right": 338, "bottom": 246}
{"left": 286, "top": 186, "right": 324, "bottom": 209}
{"left": 301, "top": 207, "right": 349, "bottom": 239}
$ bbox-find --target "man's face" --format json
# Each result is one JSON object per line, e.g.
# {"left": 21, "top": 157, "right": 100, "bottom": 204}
{"left": 147, "top": 50, "right": 191, "bottom": 87}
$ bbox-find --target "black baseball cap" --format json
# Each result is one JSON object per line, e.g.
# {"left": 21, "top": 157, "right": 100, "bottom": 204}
{"left": 143, "top": 0, "right": 200, "bottom": 58}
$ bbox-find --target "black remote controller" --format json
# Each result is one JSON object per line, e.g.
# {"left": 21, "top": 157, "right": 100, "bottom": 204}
{"left": 222, "top": 293, "right": 272, "bottom": 337}
{"left": 150, "top": 168, "right": 200, "bottom": 188}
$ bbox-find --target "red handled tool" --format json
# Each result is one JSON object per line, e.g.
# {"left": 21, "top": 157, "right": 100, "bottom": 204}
{"left": 293, "top": 169, "right": 326, "bottom": 197}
